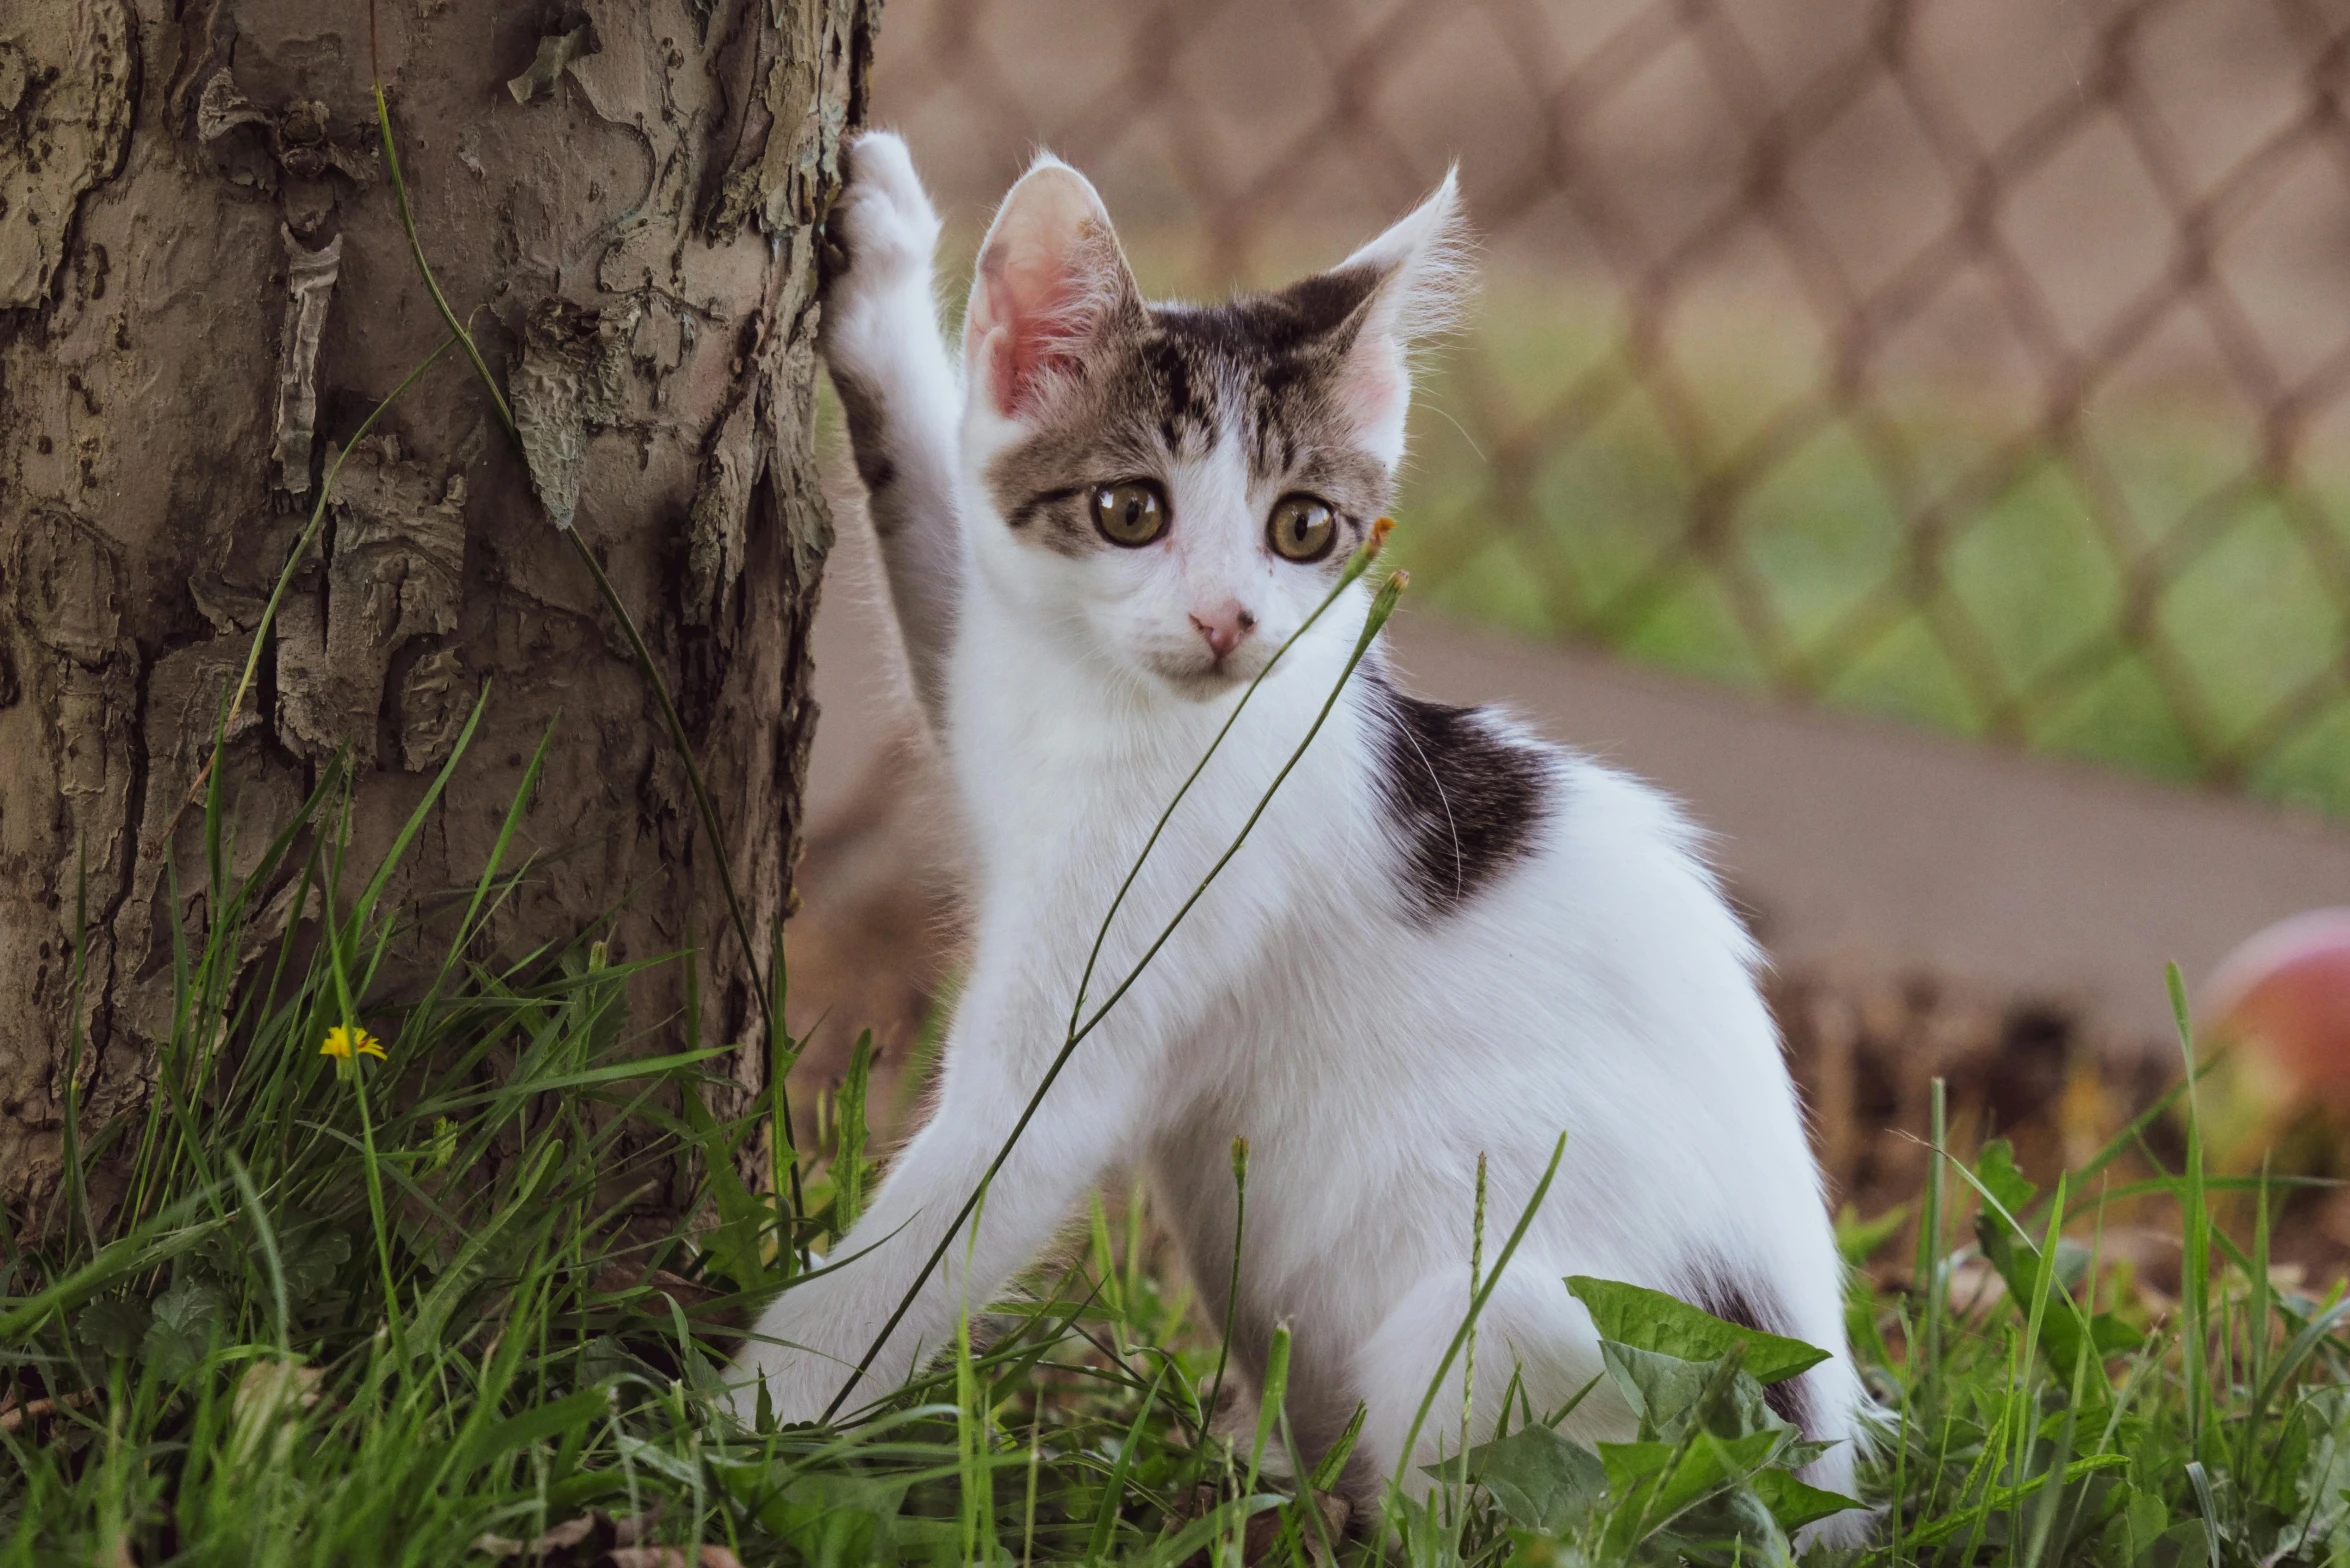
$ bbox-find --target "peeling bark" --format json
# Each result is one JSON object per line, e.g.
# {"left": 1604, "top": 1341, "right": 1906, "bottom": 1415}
{"left": 0, "top": 0, "right": 876, "bottom": 1209}
{"left": 276, "top": 436, "right": 466, "bottom": 767}
{"left": 270, "top": 226, "right": 340, "bottom": 492}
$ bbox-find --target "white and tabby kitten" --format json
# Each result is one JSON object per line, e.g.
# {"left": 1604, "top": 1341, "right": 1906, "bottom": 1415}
{"left": 731, "top": 130, "right": 1867, "bottom": 1536}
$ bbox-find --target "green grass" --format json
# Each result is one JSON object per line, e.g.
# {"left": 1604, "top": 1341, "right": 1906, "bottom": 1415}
{"left": 8, "top": 740, "right": 2350, "bottom": 1564}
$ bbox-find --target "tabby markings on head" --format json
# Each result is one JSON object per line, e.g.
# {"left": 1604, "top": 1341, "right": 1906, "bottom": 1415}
{"left": 983, "top": 276, "right": 1393, "bottom": 564}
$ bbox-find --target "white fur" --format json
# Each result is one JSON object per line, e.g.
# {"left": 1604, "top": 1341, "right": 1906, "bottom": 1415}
{"left": 740, "top": 132, "right": 1868, "bottom": 1539}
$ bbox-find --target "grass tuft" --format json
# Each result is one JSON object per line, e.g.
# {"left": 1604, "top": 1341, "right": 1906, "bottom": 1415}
{"left": 9, "top": 742, "right": 2350, "bottom": 1560}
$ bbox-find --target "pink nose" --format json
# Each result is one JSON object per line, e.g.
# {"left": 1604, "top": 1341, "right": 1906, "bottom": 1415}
{"left": 1190, "top": 602, "right": 1258, "bottom": 660}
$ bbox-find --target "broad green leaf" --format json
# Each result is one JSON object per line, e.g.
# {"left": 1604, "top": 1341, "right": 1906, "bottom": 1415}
{"left": 1774, "top": 1438, "right": 1835, "bottom": 1472}
{"left": 1599, "top": 1438, "right": 1680, "bottom": 1492}
{"left": 1434, "top": 1421, "right": 1607, "bottom": 1532}
{"left": 1600, "top": 1430, "right": 1782, "bottom": 1554}
{"left": 1600, "top": 1341, "right": 1787, "bottom": 1442}
{"left": 2103, "top": 1482, "right": 2172, "bottom": 1564}
{"left": 75, "top": 1296, "right": 149, "bottom": 1359}
{"left": 1598, "top": 1430, "right": 1779, "bottom": 1501}
{"left": 141, "top": 1279, "right": 227, "bottom": 1379}
{"left": 200, "top": 1211, "right": 351, "bottom": 1309}
{"left": 2153, "top": 1518, "right": 2212, "bottom": 1568}
{"left": 278, "top": 1222, "right": 353, "bottom": 1305}
{"left": 1749, "top": 1468, "right": 1862, "bottom": 1531}
{"left": 1974, "top": 1139, "right": 2038, "bottom": 1217}
{"left": 1567, "top": 1277, "right": 1829, "bottom": 1384}
{"left": 1654, "top": 1483, "right": 1796, "bottom": 1568}
{"left": 1602, "top": 1340, "right": 1716, "bottom": 1436}
{"left": 1703, "top": 1483, "right": 1797, "bottom": 1565}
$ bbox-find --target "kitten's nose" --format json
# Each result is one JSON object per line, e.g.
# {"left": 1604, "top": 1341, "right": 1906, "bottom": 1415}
{"left": 1189, "top": 602, "right": 1258, "bottom": 660}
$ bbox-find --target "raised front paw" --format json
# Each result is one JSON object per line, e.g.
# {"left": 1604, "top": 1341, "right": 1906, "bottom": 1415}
{"left": 827, "top": 130, "right": 943, "bottom": 305}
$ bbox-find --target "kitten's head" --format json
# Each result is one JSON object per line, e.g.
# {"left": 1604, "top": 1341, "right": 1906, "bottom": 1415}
{"left": 959, "top": 156, "right": 1468, "bottom": 699}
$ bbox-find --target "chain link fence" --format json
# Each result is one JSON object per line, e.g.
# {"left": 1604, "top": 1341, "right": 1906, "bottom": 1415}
{"left": 869, "top": 0, "right": 2350, "bottom": 818}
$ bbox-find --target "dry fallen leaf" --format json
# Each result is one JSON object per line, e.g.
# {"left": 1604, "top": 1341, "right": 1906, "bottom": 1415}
{"left": 466, "top": 1507, "right": 742, "bottom": 1566}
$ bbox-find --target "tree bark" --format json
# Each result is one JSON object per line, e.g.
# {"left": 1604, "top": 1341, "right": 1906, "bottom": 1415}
{"left": 0, "top": 0, "right": 873, "bottom": 1205}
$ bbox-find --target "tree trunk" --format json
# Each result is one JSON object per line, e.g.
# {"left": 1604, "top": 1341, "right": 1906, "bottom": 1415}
{"left": 0, "top": 0, "right": 873, "bottom": 1206}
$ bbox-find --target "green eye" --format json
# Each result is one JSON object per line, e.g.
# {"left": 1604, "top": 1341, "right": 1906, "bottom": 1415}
{"left": 1091, "top": 480, "right": 1169, "bottom": 547}
{"left": 1267, "top": 494, "right": 1337, "bottom": 563}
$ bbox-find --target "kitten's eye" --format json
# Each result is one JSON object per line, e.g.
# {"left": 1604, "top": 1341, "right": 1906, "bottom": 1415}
{"left": 1267, "top": 494, "right": 1338, "bottom": 563}
{"left": 1091, "top": 480, "right": 1170, "bottom": 548}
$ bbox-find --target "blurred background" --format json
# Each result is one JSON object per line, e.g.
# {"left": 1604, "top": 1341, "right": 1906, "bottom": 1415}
{"left": 787, "top": 0, "right": 2350, "bottom": 1273}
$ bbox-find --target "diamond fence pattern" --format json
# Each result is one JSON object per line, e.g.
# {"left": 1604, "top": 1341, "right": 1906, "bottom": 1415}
{"left": 871, "top": 0, "right": 2350, "bottom": 815}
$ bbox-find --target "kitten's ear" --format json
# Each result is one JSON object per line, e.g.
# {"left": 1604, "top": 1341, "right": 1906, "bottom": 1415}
{"left": 1330, "top": 171, "right": 1472, "bottom": 466}
{"left": 966, "top": 155, "right": 1144, "bottom": 420}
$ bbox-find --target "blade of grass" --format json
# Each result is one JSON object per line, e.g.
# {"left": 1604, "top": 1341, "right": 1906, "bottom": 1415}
{"left": 1201, "top": 1136, "right": 1249, "bottom": 1474}
{"left": 1245, "top": 1321, "right": 1291, "bottom": 1499}
{"left": 1915, "top": 1075, "right": 1947, "bottom": 1416}
{"left": 2184, "top": 1459, "right": 2222, "bottom": 1568}
{"left": 2243, "top": 1156, "right": 2273, "bottom": 1491}
{"left": 2171, "top": 963, "right": 2212, "bottom": 1454}
{"left": 1087, "top": 1361, "right": 1170, "bottom": 1562}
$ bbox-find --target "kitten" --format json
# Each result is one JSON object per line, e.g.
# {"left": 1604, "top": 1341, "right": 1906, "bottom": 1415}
{"left": 731, "top": 129, "right": 1868, "bottom": 1538}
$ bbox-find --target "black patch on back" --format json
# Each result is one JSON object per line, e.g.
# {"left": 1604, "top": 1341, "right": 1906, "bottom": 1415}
{"left": 1693, "top": 1273, "right": 1812, "bottom": 1435}
{"left": 1365, "top": 668, "right": 1554, "bottom": 920}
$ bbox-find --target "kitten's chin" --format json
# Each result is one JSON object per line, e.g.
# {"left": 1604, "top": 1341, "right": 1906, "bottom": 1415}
{"left": 1145, "top": 656, "right": 1257, "bottom": 701}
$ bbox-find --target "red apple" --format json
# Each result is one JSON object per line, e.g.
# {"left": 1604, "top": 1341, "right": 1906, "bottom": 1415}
{"left": 2208, "top": 909, "right": 2350, "bottom": 1101}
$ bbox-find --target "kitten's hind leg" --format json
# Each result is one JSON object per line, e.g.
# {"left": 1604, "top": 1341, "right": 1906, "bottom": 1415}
{"left": 1343, "top": 1268, "right": 1615, "bottom": 1512}
{"left": 1348, "top": 1269, "right": 1874, "bottom": 1545}
{"left": 821, "top": 130, "right": 964, "bottom": 725}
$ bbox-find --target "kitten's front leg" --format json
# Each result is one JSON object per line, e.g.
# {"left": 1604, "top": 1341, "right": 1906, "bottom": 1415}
{"left": 725, "top": 971, "right": 1160, "bottom": 1427}
{"left": 821, "top": 131, "right": 964, "bottom": 725}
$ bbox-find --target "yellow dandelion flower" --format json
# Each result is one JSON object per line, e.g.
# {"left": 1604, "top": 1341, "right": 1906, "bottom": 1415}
{"left": 319, "top": 1025, "right": 385, "bottom": 1062}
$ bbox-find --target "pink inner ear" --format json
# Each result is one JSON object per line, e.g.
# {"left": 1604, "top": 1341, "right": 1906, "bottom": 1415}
{"left": 975, "top": 242, "right": 1090, "bottom": 418}
{"left": 1340, "top": 339, "right": 1407, "bottom": 438}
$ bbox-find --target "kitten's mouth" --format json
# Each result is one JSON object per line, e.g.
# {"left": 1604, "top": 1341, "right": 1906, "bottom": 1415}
{"left": 1148, "top": 654, "right": 1256, "bottom": 699}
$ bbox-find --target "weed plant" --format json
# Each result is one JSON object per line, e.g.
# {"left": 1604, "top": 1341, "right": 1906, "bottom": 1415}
{"left": 7, "top": 718, "right": 2350, "bottom": 1567}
